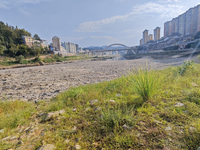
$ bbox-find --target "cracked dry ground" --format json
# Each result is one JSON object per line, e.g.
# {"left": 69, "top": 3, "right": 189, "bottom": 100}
{"left": 0, "top": 57, "right": 187, "bottom": 101}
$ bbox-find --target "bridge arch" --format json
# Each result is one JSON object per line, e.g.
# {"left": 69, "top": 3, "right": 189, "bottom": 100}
{"left": 103, "top": 43, "right": 130, "bottom": 50}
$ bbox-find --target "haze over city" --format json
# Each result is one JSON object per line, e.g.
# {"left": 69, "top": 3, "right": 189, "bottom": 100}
{"left": 0, "top": 0, "right": 200, "bottom": 47}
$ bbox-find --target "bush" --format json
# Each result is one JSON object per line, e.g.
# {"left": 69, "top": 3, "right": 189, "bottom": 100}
{"left": 34, "top": 56, "right": 41, "bottom": 62}
{"left": 176, "top": 61, "right": 194, "bottom": 76}
{"left": 127, "top": 67, "right": 165, "bottom": 102}
{"left": 43, "top": 57, "right": 54, "bottom": 63}
{"left": 15, "top": 55, "right": 24, "bottom": 64}
{"left": 21, "top": 60, "right": 28, "bottom": 64}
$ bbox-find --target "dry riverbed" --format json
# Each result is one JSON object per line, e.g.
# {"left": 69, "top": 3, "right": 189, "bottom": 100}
{"left": 0, "top": 56, "right": 190, "bottom": 101}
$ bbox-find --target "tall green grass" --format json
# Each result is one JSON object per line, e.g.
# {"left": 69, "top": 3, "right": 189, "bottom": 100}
{"left": 0, "top": 101, "right": 36, "bottom": 129}
{"left": 127, "top": 67, "right": 165, "bottom": 102}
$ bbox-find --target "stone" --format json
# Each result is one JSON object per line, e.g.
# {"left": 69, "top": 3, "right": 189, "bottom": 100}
{"left": 165, "top": 126, "right": 172, "bottom": 131}
{"left": 37, "top": 144, "right": 56, "bottom": 150}
{"left": 72, "top": 108, "right": 77, "bottom": 112}
{"left": 108, "top": 100, "right": 116, "bottom": 104}
{"left": 115, "top": 94, "right": 122, "bottom": 97}
{"left": 154, "top": 120, "right": 162, "bottom": 124}
{"left": 197, "top": 147, "right": 200, "bottom": 150}
{"left": 122, "top": 124, "right": 131, "bottom": 129}
{"left": 74, "top": 144, "right": 81, "bottom": 149}
{"left": 0, "top": 136, "right": 10, "bottom": 141}
{"left": 0, "top": 129, "right": 5, "bottom": 133}
{"left": 94, "top": 107, "right": 101, "bottom": 111}
{"left": 10, "top": 136, "right": 18, "bottom": 141}
{"left": 89, "top": 99, "right": 98, "bottom": 105}
{"left": 85, "top": 107, "right": 90, "bottom": 111}
{"left": 192, "top": 82, "right": 198, "bottom": 87}
{"left": 64, "top": 139, "right": 70, "bottom": 143}
{"left": 189, "top": 127, "right": 196, "bottom": 132}
{"left": 45, "top": 109, "right": 65, "bottom": 121}
{"left": 174, "top": 102, "right": 184, "bottom": 107}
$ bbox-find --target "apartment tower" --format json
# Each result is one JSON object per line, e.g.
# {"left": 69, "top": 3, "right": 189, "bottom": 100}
{"left": 143, "top": 29, "right": 149, "bottom": 44}
{"left": 140, "top": 39, "right": 143, "bottom": 45}
{"left": 52, "top": 36, "right": 61, "bottom": 51}
{"left": 164, "top": 4, "right": 200, "bottom": 37}
{"left": 154, "top": 27, "right": 161, "bottom": 41}
{"left": 148, "top": 34, "right": 153, "bottom": 41}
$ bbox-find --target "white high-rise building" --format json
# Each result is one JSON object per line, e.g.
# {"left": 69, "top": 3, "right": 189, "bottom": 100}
{"left": 52, "top": 36, "right": 61, "bottom": 51}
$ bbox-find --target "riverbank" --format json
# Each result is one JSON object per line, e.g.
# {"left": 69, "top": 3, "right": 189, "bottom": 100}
{"left": 1, "top": 61, "right": 200, "bottom": 149}
{"left": 0, "top": 55, "right": 194, "bottom": 101}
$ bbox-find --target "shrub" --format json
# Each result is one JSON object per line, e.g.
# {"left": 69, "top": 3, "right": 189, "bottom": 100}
{"left": 34, "top": 56, "right": 41, "bottom": 62}
{"left": 43, "top": 57, "right": 54, "bottom": 63}
{"left": 15, "top": 55, "right": 24, "bottom": 64}
{"left": 127, "top": 67, "right": 164, "bottom": 102}
{"left": 21, "top": 60, "right": 28, "bottom": 64}
{"left": 176, "top": 61, "right": 194, "bottom": 76}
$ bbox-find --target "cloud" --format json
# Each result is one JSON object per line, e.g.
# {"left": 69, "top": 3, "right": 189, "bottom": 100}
{"left": 132, "top": 2, "right": 185, "bottom": 18}
{"left": 159, "top": 0, "right": 181, "bottom": 3}
{"left": 19, "top": 9, "right": 31, "bottom": 15}
{"left": 0, "top": 0, "right": 51, "bottom": 9}
{"left": 75, "top": 2, "right": 185, "bottom": 32}
{"left": 0, "top": 2, "right": 8, "bottom": 9}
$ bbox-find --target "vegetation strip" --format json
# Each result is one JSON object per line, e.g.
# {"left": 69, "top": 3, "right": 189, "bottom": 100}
{"left": 1, "top": 61, "right": 200, "bottom": 149}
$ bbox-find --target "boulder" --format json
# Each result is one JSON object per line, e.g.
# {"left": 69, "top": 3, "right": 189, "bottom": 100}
{"left": 37, "top": 144, "right": 56, "bottom": 150}
{"left": 45, "top": 110, "right": 65, "bottom": 121}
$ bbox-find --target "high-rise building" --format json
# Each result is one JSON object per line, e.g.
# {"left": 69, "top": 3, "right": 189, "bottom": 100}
{"left": 140, "top": 39, "right": 143, "bottom": 45}
{"left": 52, "top": 36, "right": 61, "bottom": 51}
{"left": 164, "top": 21, "right": 170, "bottom": 37}
{"left": 143, "top": 29, "right": 148, "bottom": 44}
{"left": 178, "top": 13, "right": 186, "bottom": 36}
{"left": 154, "top": 27, "right": 160, "bottom": 41}
{"left": 198, "top": 5, "right": 200, "bottom": 32}
{"left": 148, "top": 34, "right": 153, "bottom": 41}
{"left": 164, "top": 4, "right": 200, "bottom": 37}
{"left": 65, "top": 42, "right": 77, "bottom": 53}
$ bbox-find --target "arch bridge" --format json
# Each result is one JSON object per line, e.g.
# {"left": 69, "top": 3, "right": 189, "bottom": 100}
{"left": 82, "top": 43, "right": 137, "bottom": 55}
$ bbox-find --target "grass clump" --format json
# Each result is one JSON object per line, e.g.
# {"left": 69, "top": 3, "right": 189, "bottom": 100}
{"left": 100, "top": 105, "right": 135, "bottom": 129}
{"left": 0, "top": 100, "right": 36, "bottom": 129}
{"left": 176, "top": 61, "right": 194, "bottom": 76}
{"left": 127, "top": 67, "right": 165, "bottom": 102}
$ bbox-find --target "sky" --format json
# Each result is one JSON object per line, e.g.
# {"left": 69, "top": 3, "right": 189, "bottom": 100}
{"left": 0, "top": 0, "right": 200, "bottom": 47}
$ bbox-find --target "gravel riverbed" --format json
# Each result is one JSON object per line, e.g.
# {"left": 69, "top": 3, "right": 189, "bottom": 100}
{"left": 0, "top": 57, "right": 190, "bottom": 101}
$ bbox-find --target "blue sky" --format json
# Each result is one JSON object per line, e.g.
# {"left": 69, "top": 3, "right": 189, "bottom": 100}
{"left": 0, "top": 0, "right": 200, "bottom": 47}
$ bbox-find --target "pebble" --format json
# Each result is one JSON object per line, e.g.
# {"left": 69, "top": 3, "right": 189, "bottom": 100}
{"left": 74, "top": 144, "right": 81, "bottom": 150}
{"left": 37, "top": 144, "right": 56, "bottom": 150}
{"left": 0, "top": 129, "right": 5, "bottom": 133}
{"left": 90, "top": 99, "right": 98, "bottom": 105}
{"left": 165, "top": 126, "right": 172, "bottom": 131}
{"left": 94, "top": 107, "right": 101, "bottom": 111}
{"left": 174, "top": 102, "right": 184, "bottom": 107}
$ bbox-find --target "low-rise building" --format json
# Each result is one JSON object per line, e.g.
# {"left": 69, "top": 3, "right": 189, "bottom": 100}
{"left": 22, "top": 36, "right": 33, "bottom": 47}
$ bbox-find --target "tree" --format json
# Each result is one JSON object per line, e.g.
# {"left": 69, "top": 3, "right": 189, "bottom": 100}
{"left": 0, "top": 45, "right": 4, "bottom": 55}
{"left": 33, "top": 34, "right": 41, "bottom": 40}
{"left": 8, "top": 43, "right": 18, "bottom": 57}
{"left": 17, "top": 44, "right": 31, "bottom": 57}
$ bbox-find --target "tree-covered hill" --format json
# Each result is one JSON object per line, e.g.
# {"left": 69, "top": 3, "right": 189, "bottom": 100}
{"left": 0, "top": 21, "right": 49, "bottom": 58}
